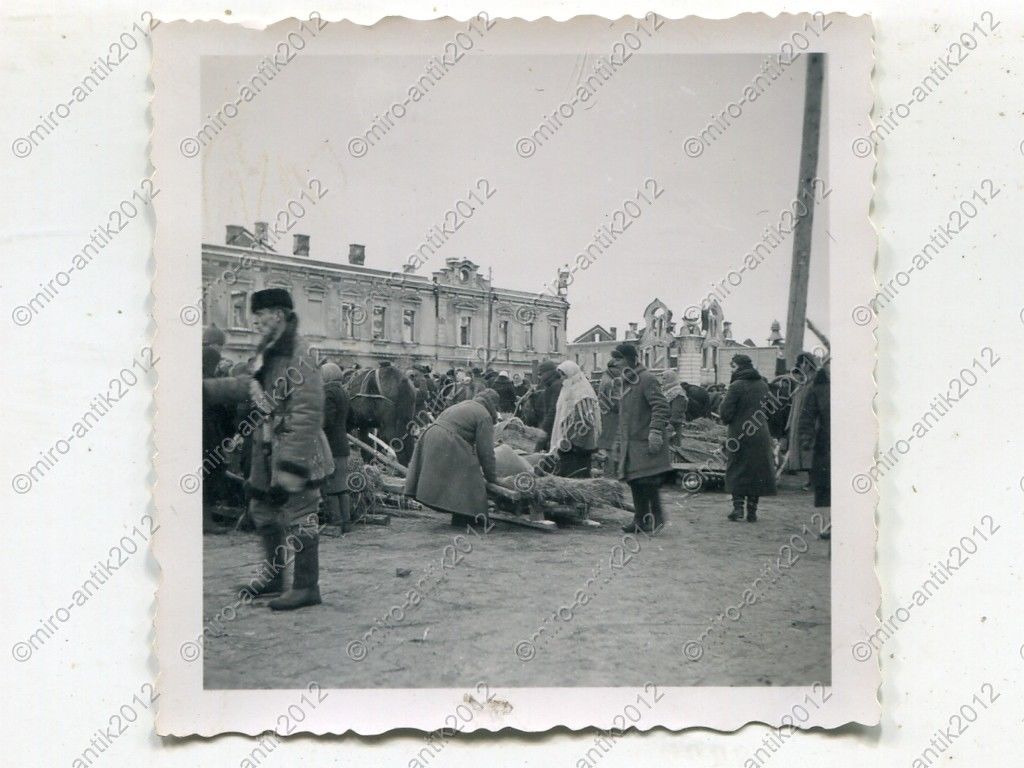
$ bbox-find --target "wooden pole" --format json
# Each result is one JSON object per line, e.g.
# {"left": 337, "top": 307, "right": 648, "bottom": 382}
{"left": 805, "top": 317, "right": 831, "bottom": 352}
{"left": 784, "top": 52, "right": 824, "bottom": 370}
{"left": 486, "top": 267, "right": 493, "bottom": 371}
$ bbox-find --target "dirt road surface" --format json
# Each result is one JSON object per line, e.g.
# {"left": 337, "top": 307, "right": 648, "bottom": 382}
{"left": 202, "top": 476, "right": 830, "bottom": 689}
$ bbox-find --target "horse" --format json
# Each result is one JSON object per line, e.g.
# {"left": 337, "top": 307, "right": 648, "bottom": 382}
{"left": 344, "top": 364, "right": 418, "bottom": 465}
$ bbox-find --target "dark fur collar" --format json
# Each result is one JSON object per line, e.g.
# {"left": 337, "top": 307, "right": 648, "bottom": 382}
{"left": 253, "top": 315, "right": 299, "bottom": 385}
{"left": 730, "top": 367, "right": 762, "bottom": 383}
{"left": 256, "top": 314, "right": 299, "bottom": 360}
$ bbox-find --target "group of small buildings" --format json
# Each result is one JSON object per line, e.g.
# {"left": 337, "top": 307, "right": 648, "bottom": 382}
{"left": 200, "top": 222, "right": 782, "bottom": 384}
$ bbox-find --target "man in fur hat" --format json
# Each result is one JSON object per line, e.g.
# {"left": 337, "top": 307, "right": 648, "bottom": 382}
{"left": 203, "top": 288, "right": 333, "bottom": 610}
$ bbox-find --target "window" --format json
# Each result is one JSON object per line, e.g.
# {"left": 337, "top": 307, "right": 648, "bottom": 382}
{"left": 499, "top": 320, "right": 509, "bottom": 349}
{"left": 459, "top": 316, "right": 472, "bottom": 347}
{"left": 308, "top": 290, "right": 324, "bottom": 335}
{"left": 549, "top": 323, "right": 559, "bottom": 351}
{"left": 593, "top": 352, "right": 598, "bottom": 370}
{"left": 340, "top": 303, "right": 355, "bottom": 338}
{"left": 593, "top": 332, "right": 600, "bottom": 342}
{"left": 402, "top": 309, "right": 416, "bottom": 342}
{"left": 372, "top": 306, "right": 387, "bottom": 340}
{"left": 230, "top": 291, "right": 247, "bottom": 329}
{"left": 524, "top": 322, "right": 534, "bottom": 350}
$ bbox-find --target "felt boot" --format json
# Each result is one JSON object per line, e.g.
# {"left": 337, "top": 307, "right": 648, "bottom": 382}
{"left": 237, "top": 529, "right": 283, "bottom": 598}
{"left": 269, "top": 531, "right": 321, "bottom": 611}
{"left": 746, "top": 496, "right": 759, "bottom": 523}
{"left": 727, "top": 495, "right": 745, "bottom": 522}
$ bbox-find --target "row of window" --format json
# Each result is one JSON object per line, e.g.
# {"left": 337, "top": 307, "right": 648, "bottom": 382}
{"left": 227, "top": 291, "right": 560, "bottom": 349}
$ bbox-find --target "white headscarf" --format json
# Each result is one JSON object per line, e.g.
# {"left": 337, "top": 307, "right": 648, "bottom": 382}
{"left": 551, "top": 360, "right": 602, "bottom": 453}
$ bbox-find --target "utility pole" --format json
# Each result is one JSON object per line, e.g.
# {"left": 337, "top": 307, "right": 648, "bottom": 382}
{"left": 784, "top": 52, "right": 824, "bottom": 369}
{"left": 485, "top": 267, "right": 493, "bottom": 371}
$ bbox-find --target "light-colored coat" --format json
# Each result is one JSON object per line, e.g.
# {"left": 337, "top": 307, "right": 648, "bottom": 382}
{"left": 203, "top": 319, "right": 333, "bottom": 493}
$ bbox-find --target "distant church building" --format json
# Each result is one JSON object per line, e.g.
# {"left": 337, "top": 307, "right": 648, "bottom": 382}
{"left": 567, "top": 297, "right": 780, "bottom": 385}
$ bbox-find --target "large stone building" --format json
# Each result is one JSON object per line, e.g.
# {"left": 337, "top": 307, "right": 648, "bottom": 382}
{"left": 201, "top": 224, "right": 569, "bottom": 374}
{"left": 567, "top": 297, "right": 781, "bottom": 385}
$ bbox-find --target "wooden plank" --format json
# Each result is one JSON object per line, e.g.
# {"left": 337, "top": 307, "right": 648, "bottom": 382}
{"left": 486, "top": 481, "right": 522, "bottom": 502}
{"left": 348, "top": 434, "right": 408, "bottom": 476}
{"left": 380, "top": 505, "right": 439, "bottom": 521}
{"left": 671, "top": 462, "right": 723, "bottom": 475}
{"left": 546, "top": 510, "right": 601, "bottom": 528}
{"left": 357, "top": 513, "right": 391, "bottom": 526}
{"left": 486, "top": 510, "right": 558, "bottom": 531}
{"left": 378, "top": 476, "right": 408, "bottom": 494}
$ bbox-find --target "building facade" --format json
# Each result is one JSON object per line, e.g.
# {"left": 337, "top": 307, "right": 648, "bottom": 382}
{"left": 201, "top": 225, "right": 569, "bottom": 375}
{"left": 568, "top": 324, "right": 620, "bottom": 376}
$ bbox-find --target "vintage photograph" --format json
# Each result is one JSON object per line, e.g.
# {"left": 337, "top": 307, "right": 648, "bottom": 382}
{"left": 154, "top": 14, "right": 877, "bottom": 734}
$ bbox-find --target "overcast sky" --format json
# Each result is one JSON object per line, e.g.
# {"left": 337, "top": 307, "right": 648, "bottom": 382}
{"left": 201, "top": 53, "right": 829, "bottom": 346}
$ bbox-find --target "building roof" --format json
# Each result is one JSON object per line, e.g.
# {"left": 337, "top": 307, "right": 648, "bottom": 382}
{"left": 202, "top": 242, "right": 568, "bottom": 306}
{"left": 572, "top": 324, "right": 615, "bottom": 344}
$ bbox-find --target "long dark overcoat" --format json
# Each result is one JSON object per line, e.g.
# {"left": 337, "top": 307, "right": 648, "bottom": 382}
{"left": 720, "top": 368, "right": 777, "bottom": 496}
{"left": 614, "top": 366, "right": 672, "bottom": 482}
{"left": 798, "top": 370, "right": 831, "bottom": 493}
{"left": 404, "top": 399, "right": 496, "bottom": 516}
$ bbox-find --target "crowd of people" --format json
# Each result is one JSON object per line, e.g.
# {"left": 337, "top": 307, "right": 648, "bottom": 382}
{"left": 200, "top": 288, "right": 831, "bottom": 612}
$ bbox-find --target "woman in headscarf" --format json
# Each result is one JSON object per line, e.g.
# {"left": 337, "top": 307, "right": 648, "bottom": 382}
{"left": 441, "top": 368, "right": 472, "bottom": 408}
{"left": 405, "top": 389, "right": 500, "bottom": 527}
{"left": 660, "top": 369, "right": 689, "bottom": 448}
{"left": 549, "top": 361, "right": 602, "bottom": 478}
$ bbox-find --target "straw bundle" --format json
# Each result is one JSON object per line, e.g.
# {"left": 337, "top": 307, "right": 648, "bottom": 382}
{"left": 345, "top": 455, "right": 391, "bottom": 514}
{"left": 532, "top": 475, "right": 629, "bottom": 509}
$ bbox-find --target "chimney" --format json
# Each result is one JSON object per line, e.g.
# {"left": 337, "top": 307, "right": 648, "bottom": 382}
{"left": 292, "top": 234, "right": 310, "bottom": 256}
{"left": 723, "top": 321, "right": 733, "bottom": 340}
{"left": 609, "top": 326, "right": 617, "bottom": 340}
{"left": 627, "top": 322, "right": 638, "bottom": 339}
{"left": 402, "top": 263, "right": 416, "bottom": 274}
{"left": 226, "top": 225, "right": 245, "bottom": 245}
{"left": 254, "top": 221, "right": 269, "bottom": 245}
{"left": 349, "top": 244, "right": 365, "bottom": 265}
